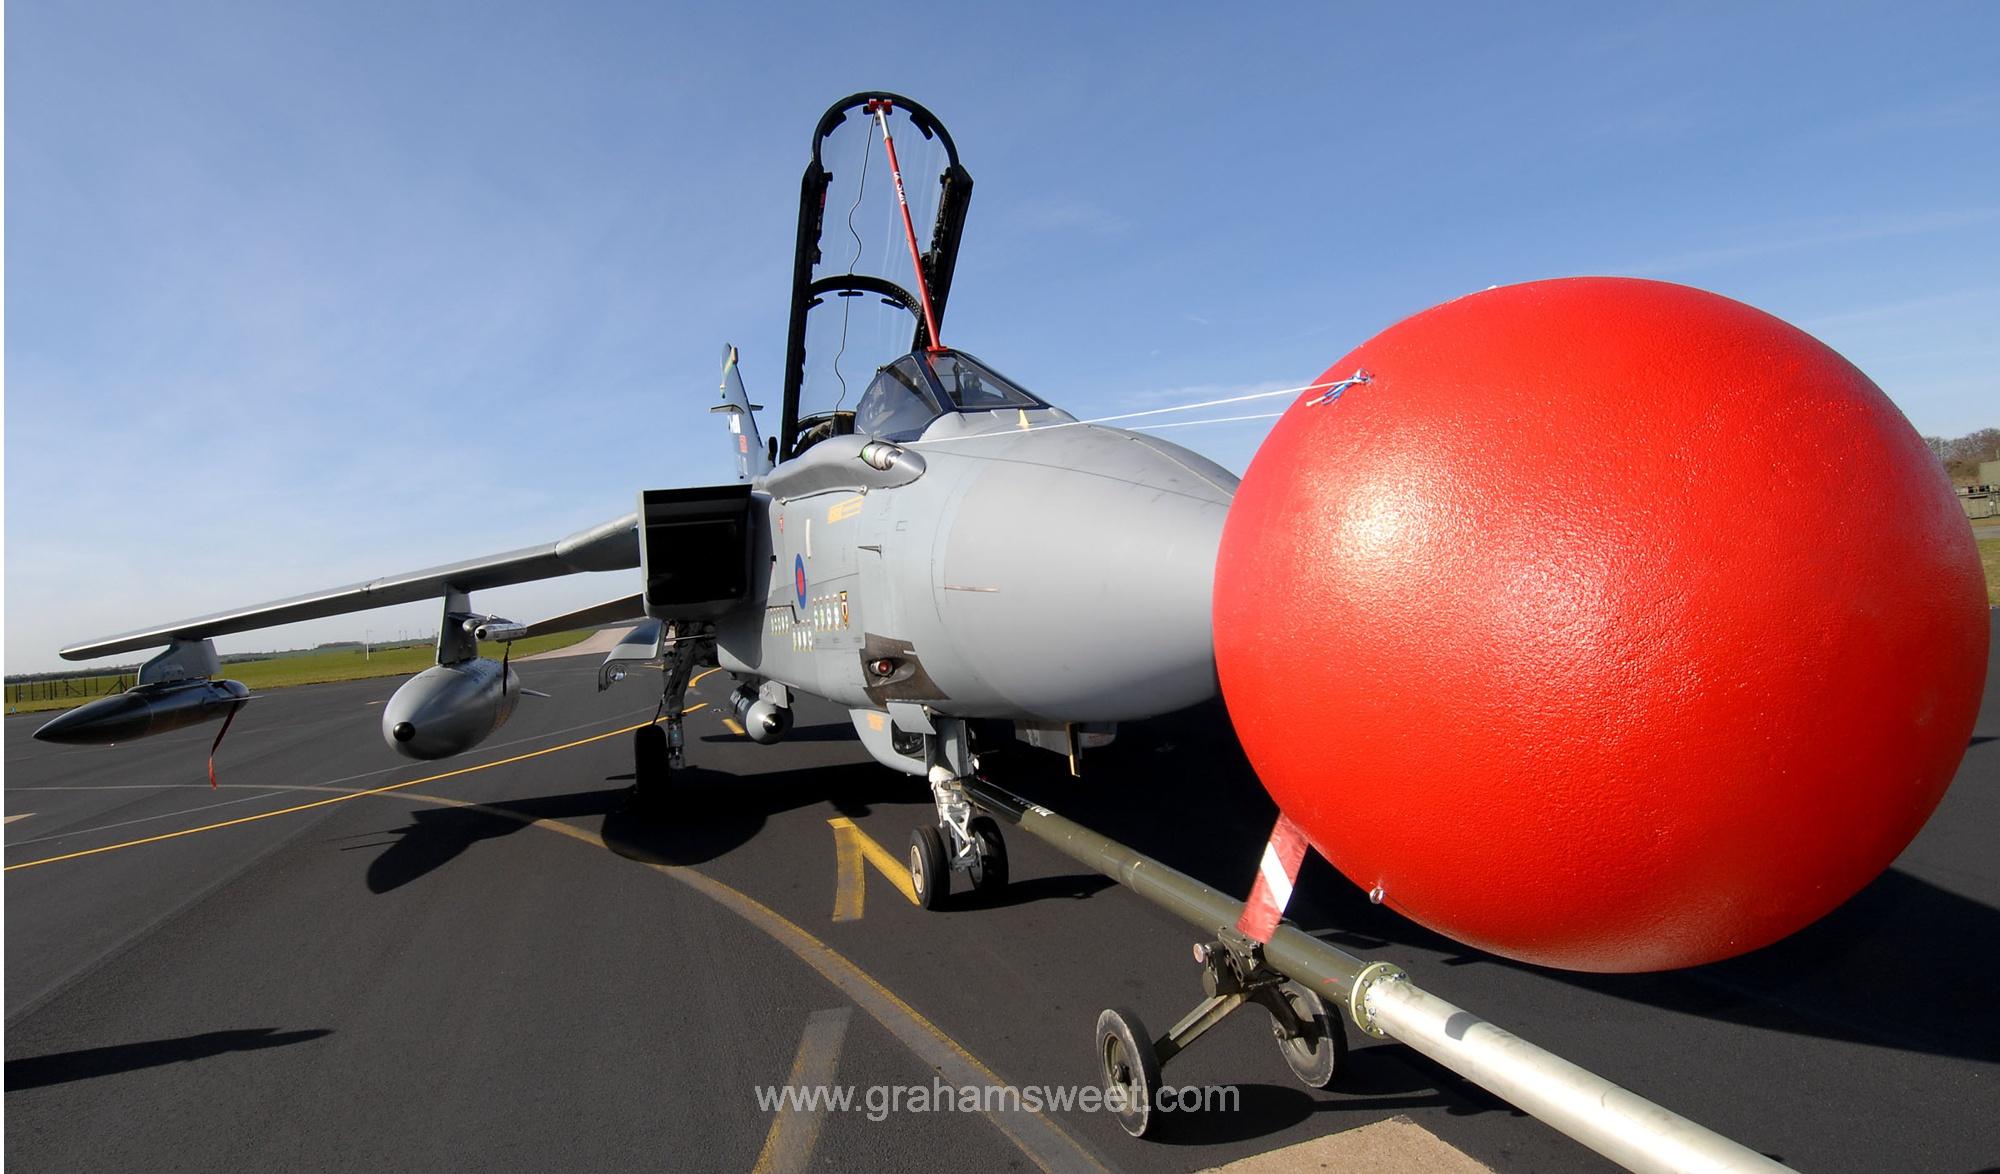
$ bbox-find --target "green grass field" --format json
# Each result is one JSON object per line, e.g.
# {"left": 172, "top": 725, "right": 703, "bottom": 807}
{"left": 14, "top": 536, "right": 2000, "bottom": 716}
{"left": 6, "top": 630, "right": 593, "bottom": 715}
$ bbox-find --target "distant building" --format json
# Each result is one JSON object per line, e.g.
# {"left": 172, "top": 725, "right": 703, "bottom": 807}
{"left": 1962, "top": 464, "right": 1998, "bottom": 519}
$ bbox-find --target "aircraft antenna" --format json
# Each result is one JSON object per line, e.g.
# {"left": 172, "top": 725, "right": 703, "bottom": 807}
{"left": 865, "top": 98, "right": 945, "bottom": 353}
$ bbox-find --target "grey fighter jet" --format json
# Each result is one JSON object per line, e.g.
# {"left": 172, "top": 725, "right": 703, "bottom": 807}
{"left": 36, "top": 93, "right": 1236, "bottom": 904}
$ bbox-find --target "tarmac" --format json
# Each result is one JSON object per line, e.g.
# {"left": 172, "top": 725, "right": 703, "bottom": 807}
{"left": 6, "top": 617, "right": 1998, "bottom": 1173}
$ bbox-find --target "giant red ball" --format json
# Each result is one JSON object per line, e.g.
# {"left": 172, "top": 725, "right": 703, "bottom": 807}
{"left": 1215, "top": 278, "right": 1988, "bottom": 971}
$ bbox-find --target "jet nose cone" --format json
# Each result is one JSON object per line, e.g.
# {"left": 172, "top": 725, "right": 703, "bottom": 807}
{"left": 33, "top": 693, "right": 152, "bottom": 744}
{"left": 932, "top": 429, "right": 1238, "bottom": 720}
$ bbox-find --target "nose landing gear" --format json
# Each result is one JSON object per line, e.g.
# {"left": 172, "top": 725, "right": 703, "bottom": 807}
{"left": 908, "top": 716, "right": 1011, "bottom": 909}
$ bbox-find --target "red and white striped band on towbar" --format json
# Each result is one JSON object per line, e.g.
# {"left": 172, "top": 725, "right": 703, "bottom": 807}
{"left": 1236, "top": 813, "right": 1310, "bottom": 942}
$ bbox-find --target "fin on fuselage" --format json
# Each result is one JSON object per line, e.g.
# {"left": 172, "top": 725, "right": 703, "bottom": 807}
{"left": 711, "top": 344, "right": 773, "bottom": 481}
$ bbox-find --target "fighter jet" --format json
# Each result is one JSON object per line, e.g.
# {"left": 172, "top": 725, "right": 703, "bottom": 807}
{"left": 36, "top": 92, "right": 1235, "bottom": 906}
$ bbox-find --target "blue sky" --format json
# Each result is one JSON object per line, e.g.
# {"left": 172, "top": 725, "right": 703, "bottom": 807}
{"left": 7, "top": 2, "right": 1997, "bottom": 673}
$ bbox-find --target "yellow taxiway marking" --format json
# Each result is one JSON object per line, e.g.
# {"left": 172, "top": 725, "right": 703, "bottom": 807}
{"left": 827, "top": 816, "right": 919, "bottom": 920}
{"left": 13, "top": 681, "right": 1097, "bottom": 1172}
{"left": 2, "top": 706, "right": 704, "bottom": 873}
{"left": 692, "top": 666, "right": 724, "bottom": 687}
{"left": 388, "top": 791, "right": 1102, "bottom": 1174}
{"left": 723, "top": 717, "right": 746, "bottom": 736}
{"left": 6, "top": 814, "right": 33, "bottom": 824}
{"left": 752, "top": 1007, "right": 853, "bottom": 1174}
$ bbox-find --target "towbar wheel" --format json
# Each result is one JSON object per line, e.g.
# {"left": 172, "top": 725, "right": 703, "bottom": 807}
{"left": 1095, "top": 1007, "right": 1161, "bottom": 1138}
{"left": 1263, "top": 979, "right": 1346, "bottom": 1089}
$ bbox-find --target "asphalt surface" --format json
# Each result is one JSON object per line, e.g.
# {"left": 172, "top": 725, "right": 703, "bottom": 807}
{"left": 7, "top": 621, "right": 1999, "bottom": 1174}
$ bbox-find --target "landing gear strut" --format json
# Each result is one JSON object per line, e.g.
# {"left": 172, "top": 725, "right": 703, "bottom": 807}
{"left": 633, "top": 624, "right": 696, "bottom": 809}
{"left": 910, "top": 716, "right": 1009, "bottom": 908}
{"left": 1094, "top": 927, "right": 1348, "bottom": 1137}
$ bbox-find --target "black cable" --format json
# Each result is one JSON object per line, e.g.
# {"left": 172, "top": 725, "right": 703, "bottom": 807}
{"left": 831, "top": 128, "right": 875, "bottom": 414}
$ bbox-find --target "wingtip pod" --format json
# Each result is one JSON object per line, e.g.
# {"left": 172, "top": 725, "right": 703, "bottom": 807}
{"left": 1215, "top": 276, "right": 1989, "bottom": 972}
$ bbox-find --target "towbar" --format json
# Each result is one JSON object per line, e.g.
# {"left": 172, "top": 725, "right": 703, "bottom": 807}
{"left": 961, "top": 776, "right": 1785, "bottom": 1174}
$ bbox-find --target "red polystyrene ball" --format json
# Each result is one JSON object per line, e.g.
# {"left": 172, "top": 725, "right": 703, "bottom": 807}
{"left": 1215, "top": 277, "right": 1988, "bottom": 972}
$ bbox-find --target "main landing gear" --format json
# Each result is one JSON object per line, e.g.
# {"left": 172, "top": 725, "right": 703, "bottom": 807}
{"left": 632, "top": 629, "right": 696, "bottom": 809}
{"left": 906, "top": 717, "right": 1008, "bottom": 909}
{"left": 1096, "top": 927, "right": 1347, "bottom": 1137}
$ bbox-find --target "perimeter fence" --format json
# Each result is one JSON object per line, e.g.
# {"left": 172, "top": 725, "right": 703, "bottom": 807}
{"left": 7, "top": 675, "right": 131, "bottom": 705}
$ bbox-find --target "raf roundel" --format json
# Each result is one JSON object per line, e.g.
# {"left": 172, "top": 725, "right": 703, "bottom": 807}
{"left": 1213, "top": 277, "right": 1989, "bottom": 973}
{"left": 794, "top": 554, "right": 809, "bottom": 612}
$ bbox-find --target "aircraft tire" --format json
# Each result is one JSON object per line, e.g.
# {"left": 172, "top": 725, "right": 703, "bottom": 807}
{"left": 910, "top": 825, "right": 949, "bottom": 910}
{"left": 966, "top": 816, "right": 1008, "bottom": 895}
{"left": 633, "top": 724, "right": 670, "bottom": 807}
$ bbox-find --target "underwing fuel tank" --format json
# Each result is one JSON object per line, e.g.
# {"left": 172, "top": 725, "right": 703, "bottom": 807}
{"left": 33, "top": 678, "right": 251, "bottom": 745}
{"left": 381, "top": 658, "right": 520, "bottom": 760}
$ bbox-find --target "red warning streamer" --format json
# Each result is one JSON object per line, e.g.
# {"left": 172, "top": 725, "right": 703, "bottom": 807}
{"left": 1237, "top": 813, "right": 1310, "bottom": 942}
{"left": 207, "top": 700, "right": 244, "bottom": 788}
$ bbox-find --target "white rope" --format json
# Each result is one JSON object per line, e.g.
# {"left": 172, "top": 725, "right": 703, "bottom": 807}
{"left": 1129, "top": 411, "right": 1285, "bottom": 432}
{"left": 906, "top": 376, "right": 1340, "bottom": 450}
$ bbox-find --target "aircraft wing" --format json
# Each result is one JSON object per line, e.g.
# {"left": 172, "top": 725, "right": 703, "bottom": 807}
{"left": 60, "top": 512, "right": 640, "bottom": 661}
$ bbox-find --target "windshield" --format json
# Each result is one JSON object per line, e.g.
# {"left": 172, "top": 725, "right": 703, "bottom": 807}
{"left": 853, "top": 356, "right": 943, "bottom": 440}
{"left": 850, "top": 350, "right": 1050, "bottom": 443}
{"left": 928, "top": 352, "right": 1043, "bottom": 411}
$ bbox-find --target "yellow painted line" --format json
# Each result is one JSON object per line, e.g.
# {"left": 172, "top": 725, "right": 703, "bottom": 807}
{"left": 383, "top": 791, "right": 1102, "bottom": 1174}
{"left": 752, "top": 1007, "right": 853, "bottom": 1174}
{"left": 13, "top": 698, "right": 1096, "bottom": 1169}
{"left": 1, "top": 710, "right": 699, "bottom": 873}
{"left": 827, "top": 816, "right": 919, "bottom": 920}
{"left": 6, "top": 814, "right": 33, "bottom": 824}
{"left": 692, "top": 666, "right": 723, "bottom": 688}
{"left": 723, "top": 717, "right": 746, "bottom": 736}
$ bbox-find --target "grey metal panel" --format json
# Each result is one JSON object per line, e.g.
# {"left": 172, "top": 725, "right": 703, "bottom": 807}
{"left": 761, "top": 436, "right": 927, "bottom": 500}
{"left": 847, "top": 707, "right": 926, "bottom": 776}
{"left": 553, "top": 512, "right": 641, "bottom": 570}
{"left": 60, "top": 512, "right": 641, "bottom": 661}
{"left": 519, "top": 593, "right": 647, "bottom": 639}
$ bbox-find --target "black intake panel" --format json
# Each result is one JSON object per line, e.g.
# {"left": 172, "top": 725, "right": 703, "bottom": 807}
{"left": 637, "top": 485, "right": 756, "bottom": 619}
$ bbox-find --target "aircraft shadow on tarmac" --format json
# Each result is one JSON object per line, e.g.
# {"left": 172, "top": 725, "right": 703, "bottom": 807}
{"left": 354, "top": 761, "right": 919, "bottom": 893}
{"left": 4, "top": 1028, "right": 332, "bottom": 1092}
{"left": 348, "top": 696, "right": 1998, "bottom": 1065}
{"left": 353, "top": 756, "right": 1122, "bottom": 909}
{"left": 988, "top": 700, "right": 2000, "bottom": 1068}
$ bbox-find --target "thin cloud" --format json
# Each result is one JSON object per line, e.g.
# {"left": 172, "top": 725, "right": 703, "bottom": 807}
{"left": 1005, "top": 197, "right": 1132, "bottom": 236}
{"left": 1624, "top": 209, "right": 2000, "bottom": 276}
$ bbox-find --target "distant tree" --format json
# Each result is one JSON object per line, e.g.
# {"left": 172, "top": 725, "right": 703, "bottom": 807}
{"left": 1927, "top": 427, "right": 2000, "bottom": 484}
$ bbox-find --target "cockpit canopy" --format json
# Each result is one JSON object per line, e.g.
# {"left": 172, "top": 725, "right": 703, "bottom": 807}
{"left": 851, "top": 350, "right": 1049, "bottom": 442}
